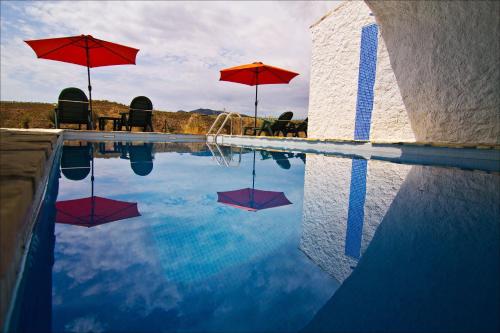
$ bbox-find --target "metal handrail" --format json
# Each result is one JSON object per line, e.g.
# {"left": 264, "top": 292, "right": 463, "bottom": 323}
{"left": 206, "top": 112, "right": 243, "bottom": 140}
{"left": 206, "top": 142, "right": 242, "bottom": 167}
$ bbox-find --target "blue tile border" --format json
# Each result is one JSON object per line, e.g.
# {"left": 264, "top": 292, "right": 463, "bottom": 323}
{"left": 354, "top": 24, "right": 379, "bottom": 141}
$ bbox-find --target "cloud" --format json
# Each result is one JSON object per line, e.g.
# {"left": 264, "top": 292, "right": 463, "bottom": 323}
{"left": 0, "top": 1, "right": 339, "bottom": 118}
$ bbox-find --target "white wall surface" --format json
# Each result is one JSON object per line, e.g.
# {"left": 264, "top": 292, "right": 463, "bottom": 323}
{"left": 366, "top": 1, "right": 499, "bottom": 144}
{"left": 308, "top": 2, "right": 415, "bottom": 142}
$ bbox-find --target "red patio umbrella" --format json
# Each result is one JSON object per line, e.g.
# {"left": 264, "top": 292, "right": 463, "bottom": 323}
{"left": 25, "top": 34, "right": 139, "bottom": 129}
{"left": 219, "top": 62, "right": 299, "bottom": 134}
{"left": 217, "top": 150, "right": 292, "bottom": 212}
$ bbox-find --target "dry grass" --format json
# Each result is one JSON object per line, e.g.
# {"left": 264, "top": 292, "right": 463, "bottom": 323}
{"left": 0, "top": 100, "right": 264, "bottom": 135}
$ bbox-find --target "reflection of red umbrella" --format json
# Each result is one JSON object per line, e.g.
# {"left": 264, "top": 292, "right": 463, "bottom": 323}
{"left": 56, "top": 196, "right": 140, "bottom": 227}
{"left": 219, "top": 62, "right": 299, "bottom": 133}
{"left": 217, "top": 188, "right": 291, "bottom": 212}
{"left": 25, "top": 35, "right": 139, "bottom": 128}
{"left": 57, "top": 145, "right": 140, "bottom": 227}
{"left": 217, "top": 150, "right": 292, "bottom": 212}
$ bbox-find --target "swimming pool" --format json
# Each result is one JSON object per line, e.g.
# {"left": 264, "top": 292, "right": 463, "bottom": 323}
{"left": 8, "top": 140, "right": 500, "bottom": 332}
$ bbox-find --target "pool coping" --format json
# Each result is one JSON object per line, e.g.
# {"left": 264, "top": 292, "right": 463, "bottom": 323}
{"left": 63, "top": 129, "right": 206, "bottom": 142}
{"left": 2, "top": 130, "right": 64, "bottom": 332}
{"left": 210, "top": 134, "right": 500, "bottom": 172}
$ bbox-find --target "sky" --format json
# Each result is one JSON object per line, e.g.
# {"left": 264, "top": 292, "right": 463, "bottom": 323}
{"left": 0, "top": 1, "right": 339, "bottom": 118}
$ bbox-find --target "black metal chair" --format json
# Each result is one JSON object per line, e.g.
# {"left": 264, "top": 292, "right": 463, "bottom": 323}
{"left": 243, "top": 111, "right": 293, "bottom": 136}
{"left": 287, "top": 117, "right": 308, "bottom": 137}
{"left": 124, "top": 96, "right": 154, "bottom": 132}
{"left": 54, "top": 87, "right": 92, "bottom": 130}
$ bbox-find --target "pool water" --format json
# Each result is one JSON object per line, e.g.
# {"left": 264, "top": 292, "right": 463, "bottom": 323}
{"left": 9, "top": 141, "right": 500, "bottom": 333}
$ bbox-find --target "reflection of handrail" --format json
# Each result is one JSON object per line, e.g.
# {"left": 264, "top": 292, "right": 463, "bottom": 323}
{"left": 206, "top": 112, "right": 243, "bottom": 141}
{"left": 206, "top": 142, "right": 242, "bottom": 167}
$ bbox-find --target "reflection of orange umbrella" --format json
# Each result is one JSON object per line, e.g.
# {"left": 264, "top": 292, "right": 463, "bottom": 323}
{"left": 219, "top": 62, "right": 299, "bottom": 133}
{"left": 217, "top": 188, "right": 291, "bottom": 212}
{"left": 216, "top": 150, "right": 292, "bottom": 212}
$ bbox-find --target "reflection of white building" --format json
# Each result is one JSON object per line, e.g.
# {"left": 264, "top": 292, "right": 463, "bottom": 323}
{"left": 299, "top": 154, "right": 411, "bottom": 283}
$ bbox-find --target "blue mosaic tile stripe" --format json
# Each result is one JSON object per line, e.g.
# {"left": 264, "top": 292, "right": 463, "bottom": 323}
{"left": 354, "top": 24, "right": 379, "bottom": 141}
{"left": 345, "top": 158, "right": 368, "bottom": 259}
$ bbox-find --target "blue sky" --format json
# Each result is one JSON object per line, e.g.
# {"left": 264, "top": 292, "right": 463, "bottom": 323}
{"left": 0, "top": 1, "right": 338, "bottom": 118}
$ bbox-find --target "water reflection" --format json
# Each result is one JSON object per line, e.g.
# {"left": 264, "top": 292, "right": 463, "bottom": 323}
{"left": 58, "top": 142, "right": 141, "bottom": 227}
{"left": 11, "top": 141, "right": 499, "bottom": 332}
{"left": 97, "top": 142, "right": 155, "bottom": 176}
{"left": 60, "top": 143, "right": 92, "bottom": 181}
{"left": 301, "top": 154, "right": 500, "bottom": 332}
{"left": 217, "top": 151, "right": 292, "bottom": 211}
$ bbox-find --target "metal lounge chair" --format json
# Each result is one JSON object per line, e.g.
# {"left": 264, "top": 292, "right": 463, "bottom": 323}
{"left": 244, "top": 111, "right": 293, "bottom": 136}
{"left": 123, "top": 96, "right": 154, "bottom": 132}
{"left": 54, "top": 87, "right": 92, "bottom": 130}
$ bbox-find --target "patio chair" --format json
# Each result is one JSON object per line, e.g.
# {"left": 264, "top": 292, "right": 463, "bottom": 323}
{"left": 60, "top": 143, "right": 92, "bottom": 180}
{"left": 243, "top": 111, "right": 293, "bottom": 136}
{"left": 54, "top": 87, "right": 92, "bottom": 130}
{"left": 287, "top": 118, "right": 308, "bottom": 137}
{"left": 123, "top": 96, "right": 154, "bottom": 132}
{"left": 128, "top": 143, "right": 154, "bottom": 176}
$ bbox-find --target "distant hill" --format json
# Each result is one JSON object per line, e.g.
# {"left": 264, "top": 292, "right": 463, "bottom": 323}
{"left": 189, "top": 108, "right": 225, "bottom": 116}
{"left": 187, "top": 108, "right": 252, "bottom": 117}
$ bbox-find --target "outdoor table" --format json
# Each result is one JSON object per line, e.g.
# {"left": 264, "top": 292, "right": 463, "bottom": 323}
{"left": 98, "top": 116, "right": 122, "bottom": 131}
{"left": 120, "top": 112, "right": 129, "bottom": 131}
{"left": 243, "top": 126, "right": 260, "bottom": 135}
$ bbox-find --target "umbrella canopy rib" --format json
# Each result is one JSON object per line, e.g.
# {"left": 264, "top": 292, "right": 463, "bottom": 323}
{"left": 35, "top": 35, "right": 86, "bottom": 59}
{"left": 91, "top": 38, "right": 137, "bottom": 66}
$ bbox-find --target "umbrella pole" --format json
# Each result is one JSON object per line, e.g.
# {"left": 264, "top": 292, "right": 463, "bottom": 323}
{"left": 252, "top": 149, "right": 256, "bottom": 190}
{"left": 251, "top": 149, "right": 256, "bottom": 208}
{"left": 87, "top": 65, "right": 93, "bottom": 129}
{"left": 254, "top": 84, "right": 258, "bottom": 136}
{"left": 85, "top": 38, "right": 93, "bottom": 130}
{"left": 91, "top": 144, "right": 95, "bottom": 225}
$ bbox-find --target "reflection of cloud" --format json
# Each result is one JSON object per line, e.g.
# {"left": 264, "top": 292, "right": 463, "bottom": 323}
{"left": 65, "top": 316, "right": 107, "bottom": 333}
{"left": 51, "top": 146, "right": 338, "bottom": 332}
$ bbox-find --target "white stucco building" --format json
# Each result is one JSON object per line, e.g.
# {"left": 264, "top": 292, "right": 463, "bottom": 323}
{"left": 307, "top": 1, "right": 499, "bottom": 145}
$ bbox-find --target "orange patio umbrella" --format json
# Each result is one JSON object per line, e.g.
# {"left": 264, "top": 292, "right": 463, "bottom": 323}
{"left": 219, "top": 62, "right": 299, "bottom": 133}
